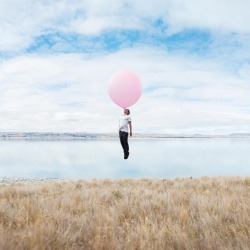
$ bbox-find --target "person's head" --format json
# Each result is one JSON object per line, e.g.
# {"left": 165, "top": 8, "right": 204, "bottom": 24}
{"left": 124, "top": 109, "right": 130, "bottom": 115}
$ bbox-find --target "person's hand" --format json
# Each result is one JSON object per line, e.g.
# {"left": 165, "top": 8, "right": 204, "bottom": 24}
{"left": 130, "top": 132, "right": 132, "bottom": 137}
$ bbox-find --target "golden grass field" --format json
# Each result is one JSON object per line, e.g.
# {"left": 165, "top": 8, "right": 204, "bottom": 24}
{"left": 0, "top": 177, "right": 249, "bottom": 249}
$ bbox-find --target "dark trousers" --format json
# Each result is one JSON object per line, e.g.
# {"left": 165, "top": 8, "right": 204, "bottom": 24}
{"left": 119, "top": 131, "right": 129, "bottom": 154}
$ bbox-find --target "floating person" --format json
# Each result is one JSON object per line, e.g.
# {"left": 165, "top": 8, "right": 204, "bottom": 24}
{"left": 119, "top": 109, "right": 132, "bottom": 159}
{"left": 108, "top": 70, "right": 142, "bottom": 159}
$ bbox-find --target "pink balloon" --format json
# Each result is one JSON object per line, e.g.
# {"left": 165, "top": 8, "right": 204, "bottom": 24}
{"left": 108, "top": 70, "right": 142, "bottom": 109}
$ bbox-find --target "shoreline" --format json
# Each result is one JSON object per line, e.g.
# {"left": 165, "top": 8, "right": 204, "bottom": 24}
{"left": 1, "top": 175, "right": 249, "bottom": 185}
{"left": 0, "top": 177, "right": 66, "bottom": 185}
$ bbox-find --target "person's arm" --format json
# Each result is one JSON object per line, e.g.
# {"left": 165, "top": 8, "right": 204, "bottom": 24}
{"left": 129, "top": 121, "right": 132, "bottom": 137}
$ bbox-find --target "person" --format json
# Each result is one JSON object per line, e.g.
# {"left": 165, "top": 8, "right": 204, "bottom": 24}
{"left": 119, "top": 109, "right": 132, "bottom": 159}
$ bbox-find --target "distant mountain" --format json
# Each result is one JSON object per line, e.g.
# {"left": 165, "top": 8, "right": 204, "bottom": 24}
{"left": 0, "top": 132, "right": 249, "bottom": 140}
{"left": 230, "top": 133, "right": 250, "bottom": 137}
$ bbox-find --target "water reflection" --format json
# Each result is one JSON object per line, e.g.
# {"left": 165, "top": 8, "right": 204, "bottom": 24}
{"left": 0, "top": 139, "right": 249, "bottom": 179}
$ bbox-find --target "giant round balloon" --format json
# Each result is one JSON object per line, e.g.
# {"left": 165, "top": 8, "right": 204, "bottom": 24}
{"left": 108, "top": 70, "right": 142, "bottom": 109}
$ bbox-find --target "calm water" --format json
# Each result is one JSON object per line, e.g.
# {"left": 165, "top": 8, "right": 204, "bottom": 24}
{"left": 0, "top": 139, "right": 249, "bottom": 179}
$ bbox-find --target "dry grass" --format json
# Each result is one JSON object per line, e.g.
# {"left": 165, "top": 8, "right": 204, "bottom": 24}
{"left": 0, "top": 177, "right": 249, "bottom": 250}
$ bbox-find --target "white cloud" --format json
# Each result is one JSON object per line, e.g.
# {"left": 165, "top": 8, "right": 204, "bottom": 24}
{"left": 1, "top": 0, "right": 250, "bottom": 53}
{"left": 0, "top": 0, "right": 249, "bottom": 134}
{"left": 166, "top": 0, "right": 250, "bottom": 34}
{"left": 0, "top": 47, "right": 249, "bottom": 134}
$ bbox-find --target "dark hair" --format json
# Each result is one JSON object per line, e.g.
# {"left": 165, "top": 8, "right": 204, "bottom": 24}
{"left": 126, "top": 109, "right": 130, "bottom": 115}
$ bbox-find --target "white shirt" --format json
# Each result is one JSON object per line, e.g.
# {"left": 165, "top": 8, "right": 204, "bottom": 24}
{"left": 119, "top": 115, "right": 131, "bottom": 133}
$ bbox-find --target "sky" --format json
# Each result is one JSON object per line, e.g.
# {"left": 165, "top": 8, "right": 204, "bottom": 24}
{"left": 0, "top": 0, "right": 250, "bottom": 134}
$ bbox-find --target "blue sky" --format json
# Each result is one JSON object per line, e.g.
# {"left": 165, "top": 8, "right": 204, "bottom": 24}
{"left": 26, "top": 28, "right": 212, "bottom": 56}
{"left": 0, "top": 0, "right": 250, "bottom": 134}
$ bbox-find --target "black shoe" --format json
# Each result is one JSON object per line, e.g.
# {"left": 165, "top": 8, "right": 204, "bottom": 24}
{"left": 124, "top": 152, "right": 129, "bottom": 160}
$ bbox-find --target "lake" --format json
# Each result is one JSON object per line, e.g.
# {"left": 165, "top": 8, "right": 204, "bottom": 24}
{"left": 0, "top": 138, "right": 249, "bottom": 179}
